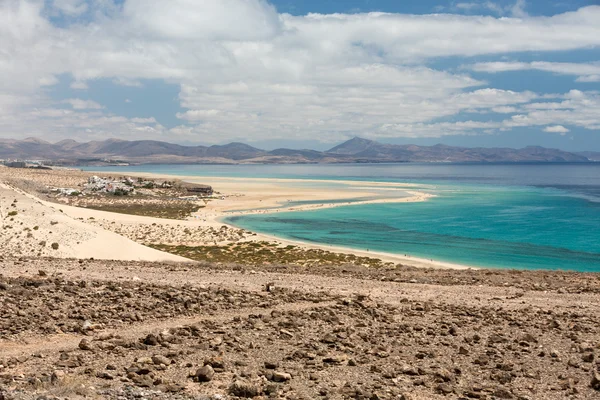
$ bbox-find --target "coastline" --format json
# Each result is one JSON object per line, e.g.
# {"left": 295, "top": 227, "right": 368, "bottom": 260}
{"left": 88, "top": 171, "right": 474, "bottom": 270}
{"left": 1, "top": 165, "right": 474, "bottom": 269}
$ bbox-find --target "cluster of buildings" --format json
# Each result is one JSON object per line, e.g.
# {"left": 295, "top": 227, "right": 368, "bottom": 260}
{"left": 83, "top": 176, "right": 137, "bottom": 195}
{"left": 52, "top": 176, "right": 213, "bottom": 198}
{"left": 1, "top": 160, "right": 50, "bottom": 169}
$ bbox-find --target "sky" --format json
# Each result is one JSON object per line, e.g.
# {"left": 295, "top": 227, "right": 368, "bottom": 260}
{"left": 0, "top": 0, "right": 599, "bottom": 151}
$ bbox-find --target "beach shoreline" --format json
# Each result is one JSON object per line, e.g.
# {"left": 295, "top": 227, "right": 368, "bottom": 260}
{"left": 1, "top": 165, "right": 475, "bottom": 269}
{"left": 89, "top": 170, "right": 475, "bottom": 270}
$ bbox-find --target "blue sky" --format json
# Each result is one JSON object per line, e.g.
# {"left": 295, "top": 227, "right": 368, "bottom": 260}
{"left": 1, "top": 0, "right": 599, "bottom": 151}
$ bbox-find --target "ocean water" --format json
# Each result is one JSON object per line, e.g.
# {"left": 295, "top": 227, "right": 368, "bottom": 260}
{"left": 84, "top": 163, "right": 600, "bottom": 271}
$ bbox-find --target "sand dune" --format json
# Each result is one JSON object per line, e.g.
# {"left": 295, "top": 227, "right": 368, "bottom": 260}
{"left": 0, "top": 182, "right": 189, "bottom": 262}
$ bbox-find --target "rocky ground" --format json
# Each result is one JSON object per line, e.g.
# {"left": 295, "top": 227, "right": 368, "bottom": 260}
{"left": 1, "top": 257, "right": 600, "bottom": 400}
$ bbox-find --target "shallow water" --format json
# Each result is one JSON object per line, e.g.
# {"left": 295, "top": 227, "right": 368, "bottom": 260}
{"left": 84, "top": 163, "right": 600, "bottom": 271}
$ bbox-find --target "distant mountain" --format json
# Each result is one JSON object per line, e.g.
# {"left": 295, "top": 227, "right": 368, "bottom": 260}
{"left": 577, "top": 151, "right": 600, "bottom": 161}
{"left": 0, "top": 136, "right": 593, "bottom": 164}
{"left": 326, "top": 138, "right": 590, "bottom": 163}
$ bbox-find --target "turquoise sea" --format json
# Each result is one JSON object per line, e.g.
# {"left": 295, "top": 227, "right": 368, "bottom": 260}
{"left": 83, "top": 163, "right": 600, "bottom": 272}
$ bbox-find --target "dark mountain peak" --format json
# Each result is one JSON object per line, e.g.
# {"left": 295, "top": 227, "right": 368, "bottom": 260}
{"left": 327, "top": 137, "right": 376, "bottom": 154}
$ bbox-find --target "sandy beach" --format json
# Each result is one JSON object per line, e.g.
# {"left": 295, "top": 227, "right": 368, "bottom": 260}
{"left": 1, "top": 166, "right": 458, "bottom": 269}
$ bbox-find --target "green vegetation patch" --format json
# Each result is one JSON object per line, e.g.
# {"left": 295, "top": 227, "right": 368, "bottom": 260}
{"left": 150, "top": 241, "right": 396, "bottom": 269}
{"left": 84, "top": 202, "right": 202, "bottom": 220}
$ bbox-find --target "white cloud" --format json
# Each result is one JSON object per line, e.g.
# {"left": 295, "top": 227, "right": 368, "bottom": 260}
{"left": 510, "top": 0, "right": 529, "bottom": 18}
{"left": 113, "top": 78, "right": 143, "bottom": 87}
{"left": 469, "top": 61, "right": 600, "bottom": 83}
{"left": 576, "top": 75, "right": 600, "bottom": 83}
{"left": 543, "top": 125, "right": 570, "bottom": 134}
{"left": 64, "top": 98, "right": 104, "bottom": 110}
{"left": 0, "top": 1, "right": 599, "bottom": 143}
{"left": 492, "top": 106, "right": 518, "bottom": 113}
{"left": 70, "top": 81, "right": 89, "bottom": 90}
{"left": 121, "top": 0, "right": 281, "bottom": 41}
{"left": 453, "top": 1, "right": 526, "bottom": 17}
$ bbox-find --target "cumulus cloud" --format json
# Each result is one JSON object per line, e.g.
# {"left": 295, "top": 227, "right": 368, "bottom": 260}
{"left": 0, "top": 1, "right": 599, "bottom": 143}
{"left": 469, "top": 61, "right": 600, "bottom": 82}
{"left": 64, "top": 99, "right": 104, "bottom": 110}
{"left": 544, "top": 125, "right": 570, "bottom": 134}
{"left": 453, "top": 0, "right": 527, "bottom": 17}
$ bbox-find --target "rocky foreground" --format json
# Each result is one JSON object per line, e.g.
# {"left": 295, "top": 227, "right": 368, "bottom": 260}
{"left": 1, "top": 258, "right": 600, "bottom": 400}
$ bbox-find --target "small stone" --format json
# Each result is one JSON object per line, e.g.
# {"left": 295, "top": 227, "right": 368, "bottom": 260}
{"left": 229, "top": 379, "right": 261, "bottom": 397}
{"left": 436, "top": 383, "right": 453, "bottom": 394}
{"left": 271, "top": 371, "right": 291, "bottom": 382}
{"left": 78, "top": 338, "right": 93, "bottom": 351}
{"left": 321, "top": 333, "right": 337, "bottom": 344}
{"left": 494, "top": 387, "right": 514, "bottom": 399}
{"left": 144, "top": 334, "right": 159, "bottom": 346}
{"left": 195, "top": 365, "right": 215, "bottom": 382}
{"left": 152, "top": 355, "right": 171, "bottom": 366}
{"left": 205, "top": 355, "right": 226, "bottom": 370}
{"left": 51, "top": 370, "right": 66, "bottom": 383}
{"left": 591, "top": 371, "right": 600, "bottom": 390}
{"left": 96, "top": 372, "right": 114, "bottom": 380}
{"left": 264, "top": 361, "right": 279, "bottom": 369}
{"left": 136, "top": 357, "right": 153, "bottom": 364}
{"left": 399, "top": 363, "right": 419, "bottom": 376}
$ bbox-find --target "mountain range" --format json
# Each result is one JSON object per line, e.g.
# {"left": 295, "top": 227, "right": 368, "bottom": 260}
{"left": 0, "top": 136, "right": 593, "bottom": 164}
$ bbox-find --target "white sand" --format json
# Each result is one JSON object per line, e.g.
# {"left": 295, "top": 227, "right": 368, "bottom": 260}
{"left": 0, "top": 182, "right": 189, "bottom": 262}
{"left": 2, "top": 168, "right": 473, "bottom": 269}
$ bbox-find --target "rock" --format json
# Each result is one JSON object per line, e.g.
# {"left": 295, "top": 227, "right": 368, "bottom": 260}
{"left": 323, "top": 355, "right": 348, "bottom": 365}
{"left": 436, "top": 383, "right": 453, "bottom": 395}
{"left": 131, "top": 374, "right": 154, "bottom": 387}
{"left": 321, "top": 333, "right": 337, "bottom": 344}
{"left": 78, "top": 338, "right": 93, "bottom": 351}
{"left": 152, "top": 355, "right": 171, "bottom": 366}
{"left": 136, "top": 357, "right": 154, "bottom": 364}
{"left": 493, "top": 387, "right": 514, "bottom": 399}
{"left": 271, "top": 371, "right": 291, "bottom": 382}
{"left": 591, "top": 371, "right": 600, "bottom": 390}
{"left": 144, "top": 334, "right": 159, "bottom": 346}
{"left": 458, "top": 346, "right": 469, "bottom": 355}
{"left": 96, "top": 372, "right": 114, "bottom": 380}
{"left": 519, "top": 333, "right": 537, "bottom": 343}
{"left": 195, "top": 365, "right": 215, "bottom": 382}
{"left": 264, "top": 361, "right": 279, "bottom": 369}
{"left": 229, "top": 379, "right": 262, "bottom": 397}
{"left": 579, "top": 342, "right": 594, "bottom": 353}
{"left": 205, "top": 355, "right": 226, "bottom": 370}
{"left": 399, "top": 363, "right": 419, "bottom": 376}
{"left": 51, "top": 370, "right": 66, "bottom": 383}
